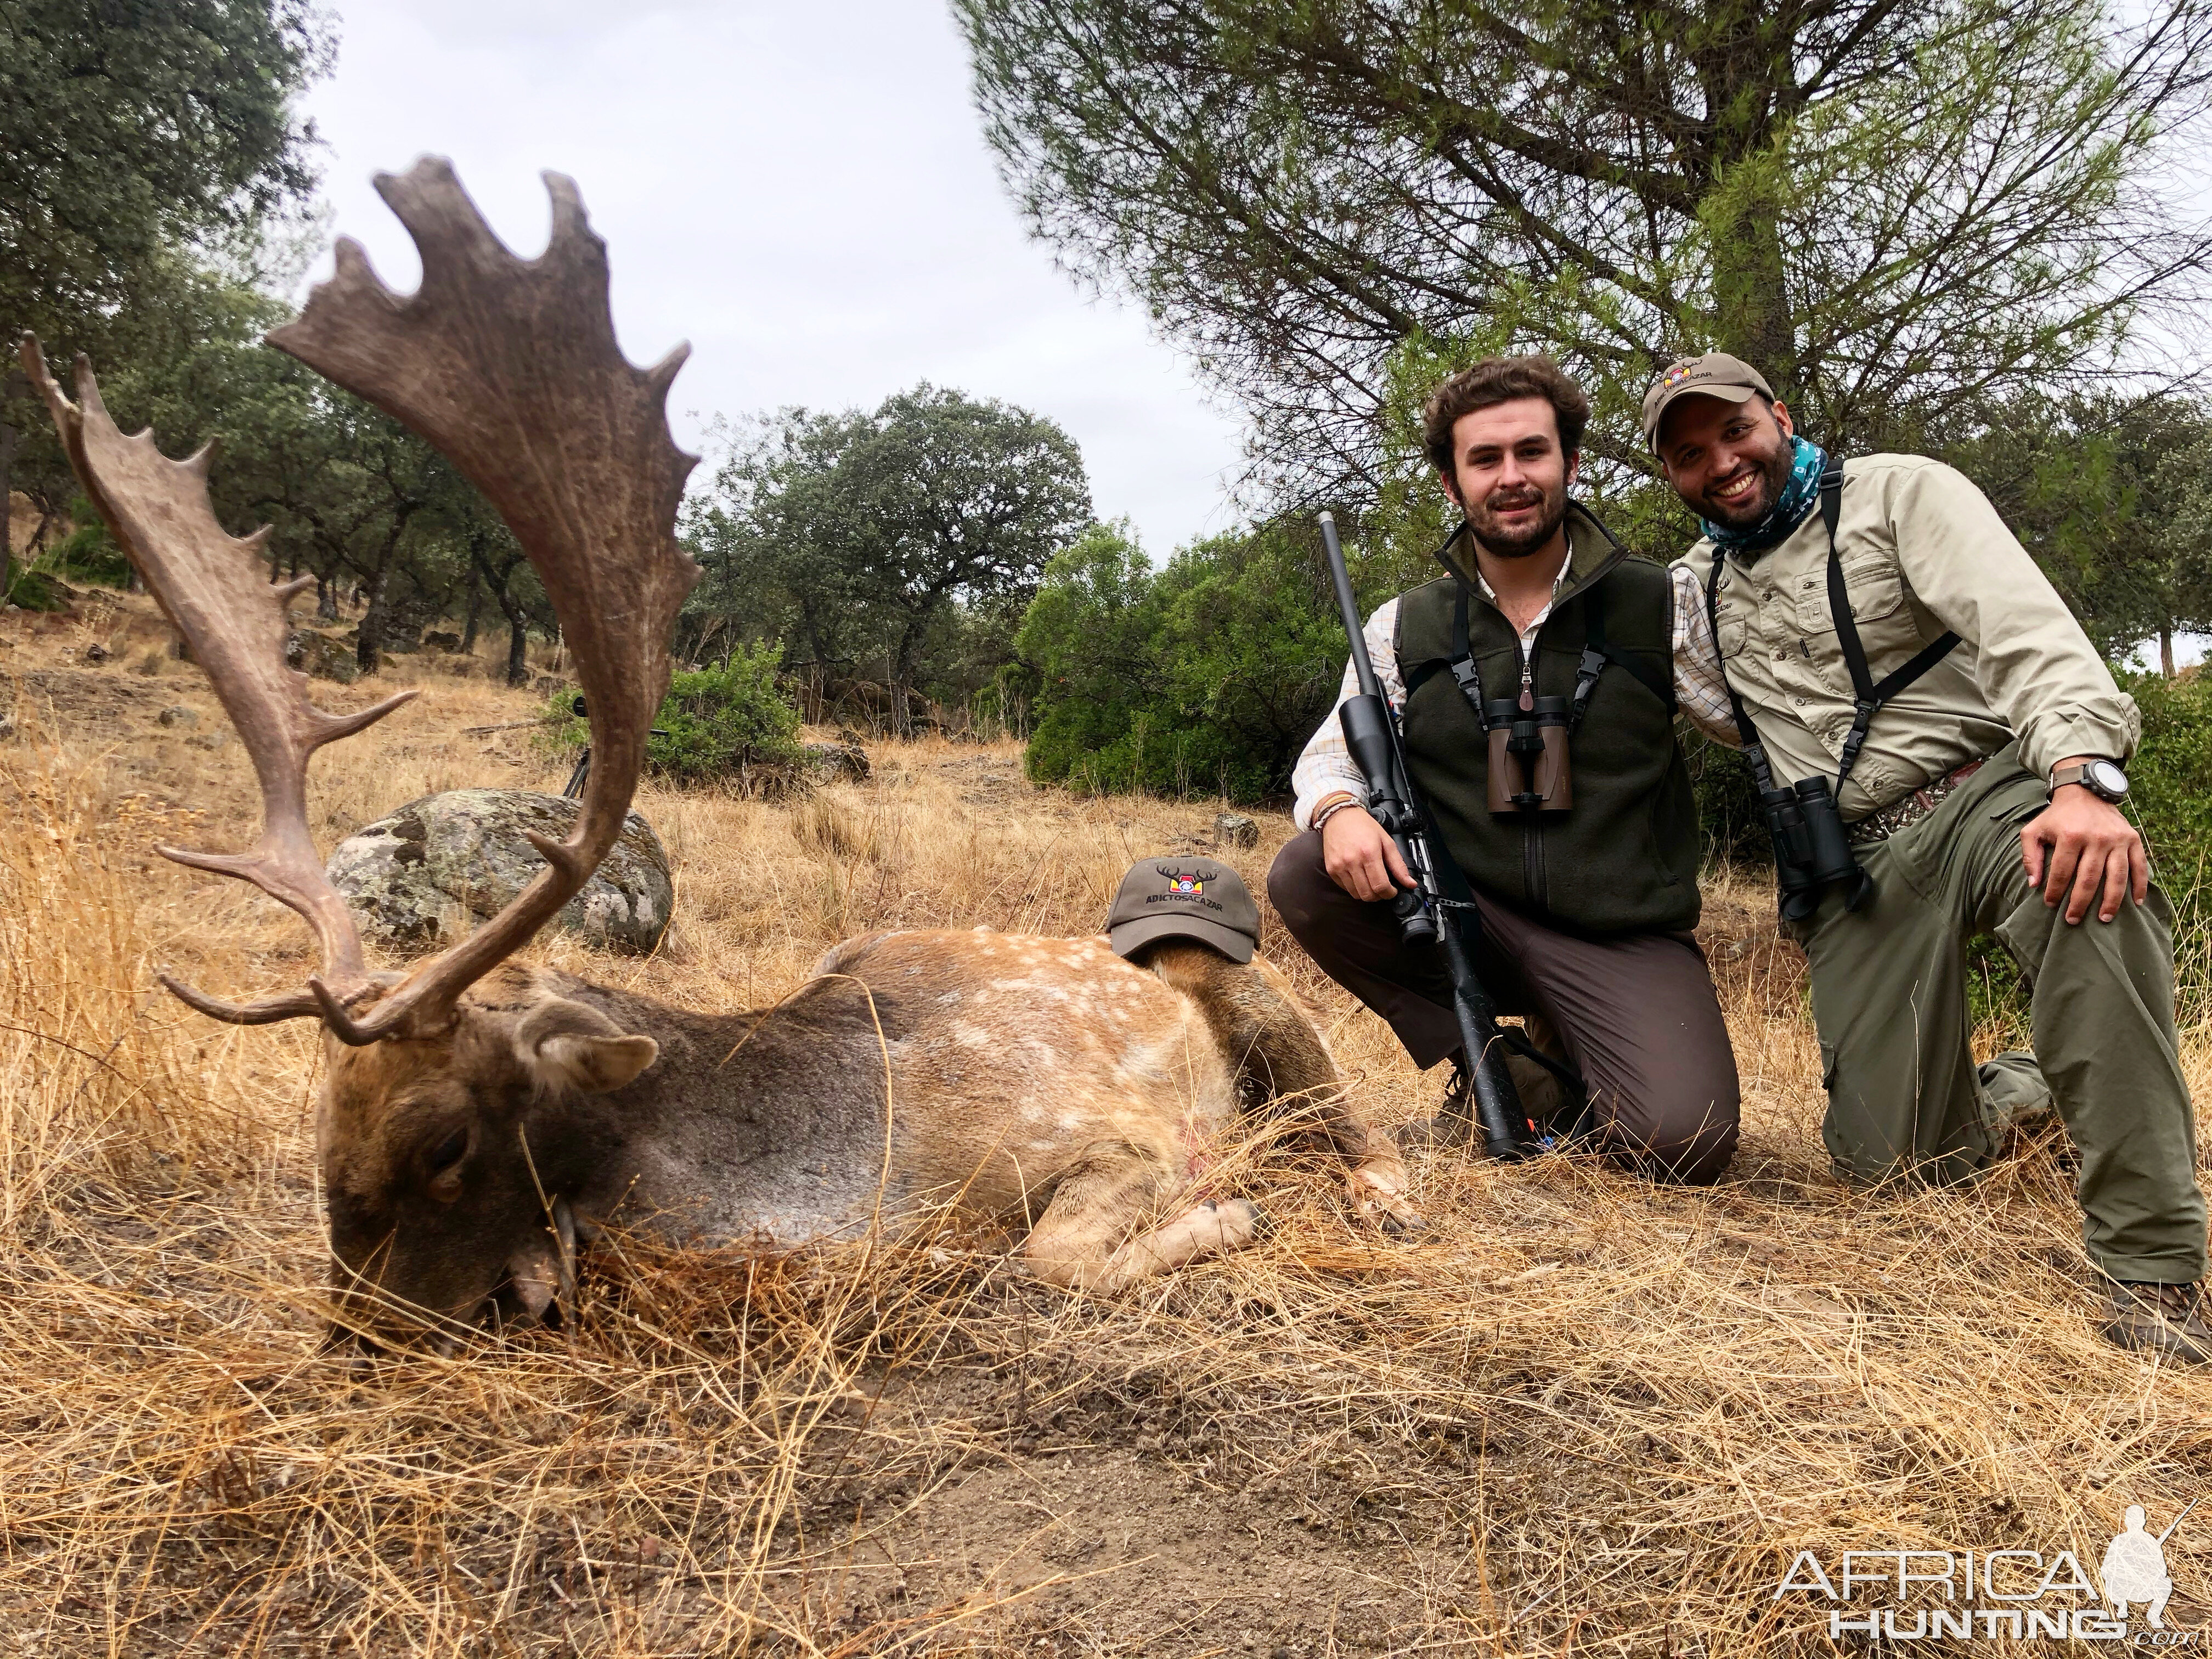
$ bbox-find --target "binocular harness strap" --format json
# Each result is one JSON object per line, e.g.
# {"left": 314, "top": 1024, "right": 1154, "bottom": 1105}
{"left": 1818, "top": 471, "right": 1961, "bottom": 791}
{"left": 1700, "top": 549, "right": 1782, "bottom": 794}
{"left": 1570, "top": 603, "right": 1608, "bottom": 732}
{"left": 1703, "top": 467, "right": 1960, "bottom": 796}
{"left": 1447, "top": 582, "right": 1489, "bottom": 719}
{"left": 1444, "top": 581, "right": 1613, "bottom": 733}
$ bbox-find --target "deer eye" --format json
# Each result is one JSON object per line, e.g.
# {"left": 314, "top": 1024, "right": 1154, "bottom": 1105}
{"left": 422, "top": 1125, "right": 471, "bottom": 1200}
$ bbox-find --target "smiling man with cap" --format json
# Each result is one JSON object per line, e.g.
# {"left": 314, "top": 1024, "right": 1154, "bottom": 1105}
{"left": 1647, "top": 351, "right": 2210, "bottom": 1363}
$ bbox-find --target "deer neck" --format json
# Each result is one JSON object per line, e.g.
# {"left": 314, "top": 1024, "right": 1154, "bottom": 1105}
{"left": 540, "top": 973, "right": 906, "bottom": 1246}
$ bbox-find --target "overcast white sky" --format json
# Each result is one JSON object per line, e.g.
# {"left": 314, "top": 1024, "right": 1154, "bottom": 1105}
{"left": 294, "top": 0, "right": 1250, "bottom": 557}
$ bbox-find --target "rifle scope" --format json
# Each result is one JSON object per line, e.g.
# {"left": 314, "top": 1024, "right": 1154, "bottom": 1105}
{"left": 1319, "top": 512, "right": 1435, "bottom": 947}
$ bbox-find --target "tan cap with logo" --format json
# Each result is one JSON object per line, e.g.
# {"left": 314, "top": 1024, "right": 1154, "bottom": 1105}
{"left": 1640, "top": 352, "right": 1775, "bottom": 445}
{"left": 1105, "top": 857, "right": 1258, "bottom": 964}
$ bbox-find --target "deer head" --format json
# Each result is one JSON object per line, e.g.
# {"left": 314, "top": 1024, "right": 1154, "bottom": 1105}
{"left": 24, "top": 159, "right": 700, "bottom": 1342}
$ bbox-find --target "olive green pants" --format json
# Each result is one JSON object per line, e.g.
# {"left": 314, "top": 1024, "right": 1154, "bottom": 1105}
{"left": 1792, "top": 747, "right": 2207, "bottom": 1284}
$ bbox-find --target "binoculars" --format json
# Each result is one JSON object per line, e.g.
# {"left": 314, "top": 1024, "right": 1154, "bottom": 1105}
{"left": 1483, "top": 697, "right": 1573, "bottom": 813}
{"left": 1761, "top": 775, "right": 1872, "bottom": 922}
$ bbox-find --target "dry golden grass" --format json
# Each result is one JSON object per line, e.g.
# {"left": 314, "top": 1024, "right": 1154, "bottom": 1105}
{"left": 2, "top": 591, "right": 2210, "bottom": 1656}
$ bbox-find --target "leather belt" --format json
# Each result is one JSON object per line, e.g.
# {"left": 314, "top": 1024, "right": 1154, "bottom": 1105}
{"left": 1845, "top": 760, "right": 1986, "bottom": 848}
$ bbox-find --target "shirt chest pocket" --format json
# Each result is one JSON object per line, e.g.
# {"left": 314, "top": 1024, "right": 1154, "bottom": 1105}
{"left": 1790, "top": 555, "right": 1909, "bottom": 641}
{"left": 1712, "top": 586, "right": 1751, "bottom": 659}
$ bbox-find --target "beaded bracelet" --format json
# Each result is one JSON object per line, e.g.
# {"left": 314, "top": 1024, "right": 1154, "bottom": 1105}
{"left": 1310, "top": 793, "right": 1362, "bottom": 833}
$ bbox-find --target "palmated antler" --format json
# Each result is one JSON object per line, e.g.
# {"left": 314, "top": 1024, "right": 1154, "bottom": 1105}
{"left": 264, "top": 159, "right": 701, "bottom": 1043}
{"left": 19, "top": 336, "right": 417, "bottom": 1025}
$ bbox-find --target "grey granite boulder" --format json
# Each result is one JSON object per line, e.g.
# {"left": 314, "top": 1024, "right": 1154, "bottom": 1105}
{"left": 803, "top": 739, "right": 870, "bottom": 781}
{"left": 1213, "top": 812, "right": 1259, "bottom": 848}
{"left": 286, "top": 628, "right": 359, "bottom": 684}
{"left": 328, "top": 788, "right": 673, "bottom": 956}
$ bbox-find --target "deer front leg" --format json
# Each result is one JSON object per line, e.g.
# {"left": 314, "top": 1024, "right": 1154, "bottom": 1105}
{"left": 1263, "top": 1081, "right": 1423, "bottom": 1236}
{"left": 1020, "top": 1144, "right": 1266, "bottom": 1293}
{"left": 1284, "top": 1084, "right": 1423, "bottom": 1235}
{"left": 1142, "top": 945, "right": 1422, "bottom": 1234}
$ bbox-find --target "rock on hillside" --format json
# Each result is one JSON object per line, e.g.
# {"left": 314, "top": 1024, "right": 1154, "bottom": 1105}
{"left": 328, "top": 789, "right": 673, "bottom": 956}
{"left": 802, "top": 739, "right": 870, "bottom": 781}
{"left": 286, "top": 627, "right": 359, "bottom": 683}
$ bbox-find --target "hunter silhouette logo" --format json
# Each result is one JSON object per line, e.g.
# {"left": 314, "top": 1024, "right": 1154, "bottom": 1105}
{"left": 2102, "top": 1500, "right": 2193, "bottom": 1630}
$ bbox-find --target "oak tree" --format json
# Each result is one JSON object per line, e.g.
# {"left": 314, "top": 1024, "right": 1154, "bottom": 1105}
{"left": 0, "top": 0, "right": 328, "bottom": 584}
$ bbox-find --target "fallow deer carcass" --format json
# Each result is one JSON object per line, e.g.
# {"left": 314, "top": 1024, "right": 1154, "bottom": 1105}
{"left": 24, "top": 160, "right": 1415, "bottom": 1347}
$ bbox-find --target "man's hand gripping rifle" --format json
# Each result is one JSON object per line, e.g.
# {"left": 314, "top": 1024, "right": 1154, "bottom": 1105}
{"left": 1318, "top": 512, "right": 1538, "bottom": 1161}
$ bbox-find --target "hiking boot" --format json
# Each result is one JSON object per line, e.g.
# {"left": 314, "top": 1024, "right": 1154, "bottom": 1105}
{"left": 1395, "top": 1062, "right": 1478, "bottom": 1155}
{"left": 1396, "top": 1048, "right": 1578, "bottom": 1156}
{"left": 2101, "top": 1282, "right": 2212, "bottom": 1364}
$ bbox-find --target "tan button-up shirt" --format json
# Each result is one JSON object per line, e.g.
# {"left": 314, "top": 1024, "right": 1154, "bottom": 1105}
{"left": 1671, "top": 454, "right": 2140, "bottom": 821}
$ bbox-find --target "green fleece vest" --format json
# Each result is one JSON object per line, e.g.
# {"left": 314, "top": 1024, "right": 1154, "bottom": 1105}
{"left": 1393, "top": 554, "right": 1700, "bottom": 935}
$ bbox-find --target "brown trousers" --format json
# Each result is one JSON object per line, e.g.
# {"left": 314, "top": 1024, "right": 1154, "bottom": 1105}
{"left": 1267, "top": 832, "right": 1740, "bottom": 1183}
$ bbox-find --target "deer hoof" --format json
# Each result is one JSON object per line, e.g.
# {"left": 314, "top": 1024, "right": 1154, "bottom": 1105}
{"left": 1198, "top": 1197, "right": 1269, "bottom": 1246}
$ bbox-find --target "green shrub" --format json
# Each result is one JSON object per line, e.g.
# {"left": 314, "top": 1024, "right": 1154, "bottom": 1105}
{"left": 1685, "top": 726, "right": 1768, "bottom": 870}
{"left": 1018, "top": 524, "right": 1171, "bottom": 790}
{"left": 2122, "top": 670, "right": 2212, "bottom": 950}
{"left": 3, "top": 568, "right": 74, "bottom": 612}
{"left": 1018, "top": 520, "right": 1353, "bottom": 802}
{"left": 541, "top": 641, "right": 806, "bottom": 786}
{"left": 48, "top": 508, "right": 132, "bottom": 589}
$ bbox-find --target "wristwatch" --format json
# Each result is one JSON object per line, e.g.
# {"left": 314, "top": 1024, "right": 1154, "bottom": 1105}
{"left": 2049, "top": 759, "right": 2130, "bottom": 803}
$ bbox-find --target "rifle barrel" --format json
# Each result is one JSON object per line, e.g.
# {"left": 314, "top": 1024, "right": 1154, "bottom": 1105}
{"left": 2155, "top": 1497, "right": 2198, "bottom": 1545}
{"left": 1318, "top": 511, "right": 1383, "bottom": 703}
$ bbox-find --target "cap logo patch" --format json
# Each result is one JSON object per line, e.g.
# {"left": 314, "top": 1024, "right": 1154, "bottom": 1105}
{"left": 1141, "top": 865, "right": 1224, "bottom": 912}
{"left": 1662, "top": 362, "right": 1697, "bottom": 387}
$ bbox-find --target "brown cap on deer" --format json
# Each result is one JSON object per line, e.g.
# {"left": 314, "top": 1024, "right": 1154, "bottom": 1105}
{"left": 1106, "top": 857, "right": 1258, "bottom": 964}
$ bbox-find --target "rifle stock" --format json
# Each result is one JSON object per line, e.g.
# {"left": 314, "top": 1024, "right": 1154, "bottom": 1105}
{"left": 1317, "top": 512, "right": 1535, "bottom": 1161}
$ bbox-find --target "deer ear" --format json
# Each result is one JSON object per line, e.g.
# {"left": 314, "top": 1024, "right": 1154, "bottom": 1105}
{"left": 513, "top": 998, "right": 659, "bottom": 1095}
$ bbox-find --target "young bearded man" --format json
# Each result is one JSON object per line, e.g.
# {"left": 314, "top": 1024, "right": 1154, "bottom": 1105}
{"left": 1269, "top": 355, "right": 1741, "bottom": 1182}
{"left": 1647, "top": 351, "right": 2210, "bottom": 1362}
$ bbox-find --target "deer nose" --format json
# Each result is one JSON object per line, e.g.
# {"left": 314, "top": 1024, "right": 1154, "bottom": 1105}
{"left": 504, "top": 1245, "right": 562, "bottom": 1324}
{"left": 490, "top": 1200, "right": 581, "bottom": 1331}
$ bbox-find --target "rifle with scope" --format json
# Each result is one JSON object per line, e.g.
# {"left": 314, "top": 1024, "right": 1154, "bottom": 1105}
{"left": 1317, "top": 511, "right": 1539, "bottom": 1161}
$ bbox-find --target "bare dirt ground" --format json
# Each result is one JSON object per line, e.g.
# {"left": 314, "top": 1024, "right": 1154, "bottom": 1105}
{"left": 1, "top": 590, "right": 2208, "bottom": 1657}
